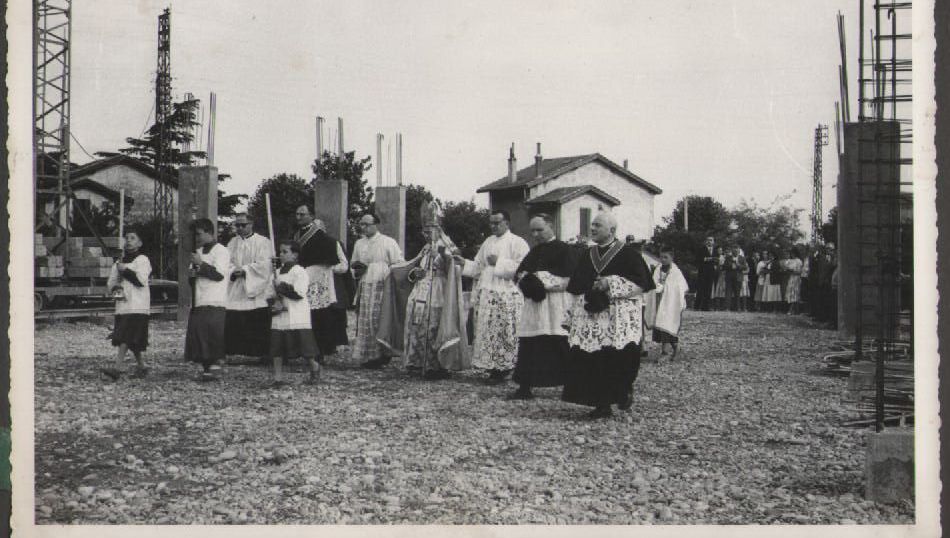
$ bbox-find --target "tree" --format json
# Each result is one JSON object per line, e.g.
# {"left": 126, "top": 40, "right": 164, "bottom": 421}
{"left": 69, "top": 200, "right": 119, "bottom": 239}
{"left": 648, "top": 195, "right": 806, "bottom": 287}
{"left": 402, "top": 184, "right": 436, "bottom": 259}
{"left": 649, "top": 196, "right": 731, "bottom": 284}
{"left": 820, "top": 206, "right": 838, "bottom": 245}
{"left": 442, "top": 201, "right": 491, "bottom": 260}
{"left": 217, "top": 174, "right": 247, "bottom": 221}
{"left": 246, "top": 173, "right": 313, "bottom": 242}
{"left": 108, "top": 97, "right": 206, "bottom": 175}
{"left": 101, "top": 97, "right": 239, "bottom": 221}
{"left": 312, "top": 151, "right": 373, "bottom": 247}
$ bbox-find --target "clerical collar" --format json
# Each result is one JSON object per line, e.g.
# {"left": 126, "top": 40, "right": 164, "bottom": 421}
{"left": 595, "top": 238, "right": 617, "bottom": 251}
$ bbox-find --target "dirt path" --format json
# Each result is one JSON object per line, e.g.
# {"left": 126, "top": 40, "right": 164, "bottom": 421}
{"left": 33, "top": 310, "right": 914, "bottom": 524}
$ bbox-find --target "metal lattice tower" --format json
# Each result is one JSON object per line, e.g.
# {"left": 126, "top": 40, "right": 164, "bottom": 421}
{"left": 153, "top": 7, "right": 173, "bottom": 277}
{"left": 811, "top": 124, "right": 829, "bottom": 243}
{"left": 33, "top": 0, "right": 72, "bottom": 238}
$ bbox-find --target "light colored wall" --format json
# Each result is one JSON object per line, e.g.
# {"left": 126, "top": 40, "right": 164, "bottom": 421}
{"left": 81, "top": 165, "right": 178, "bottom": 224}
{"left": 559, "top": 194, "right": 608, "bottom": 241}
{"left": 530, "top": 161, "right": 656, "bottom": 241}
{"left": 72, "top": 189, "right": 109, "bottom": 207}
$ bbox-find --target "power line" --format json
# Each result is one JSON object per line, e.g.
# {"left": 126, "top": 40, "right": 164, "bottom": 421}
{"left": 69, "top": 131, "right": 96, "bottom": 161}
{"left": 139, "top": 102, "right": 155, "bottom": 137}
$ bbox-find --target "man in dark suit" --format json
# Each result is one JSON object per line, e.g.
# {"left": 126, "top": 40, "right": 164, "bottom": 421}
{"left": 695, "top": 236, "right": 717, "bottom": 311}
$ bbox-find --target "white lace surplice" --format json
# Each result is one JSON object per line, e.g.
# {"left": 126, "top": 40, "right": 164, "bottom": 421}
{"left": 517, "top": 270, "right": 572, "bottom": 337}
{"left": 306, "top": 242, "right": 349, "bottom": 310}
{"left": 566, "top": 275, "right": 644, "bottom": 353}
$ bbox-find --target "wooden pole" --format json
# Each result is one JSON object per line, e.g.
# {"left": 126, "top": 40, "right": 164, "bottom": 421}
{"left": 265, "top": 193, "right": 276, "bottom": 257}
{"left": 118, "top": 188, "right": 125, "bottom": 252}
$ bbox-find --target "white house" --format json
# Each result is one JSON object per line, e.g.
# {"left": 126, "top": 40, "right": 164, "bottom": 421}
{"left": 68, "top": 155, "right": 178, "bottom": 224}
{"left": 477, "top": 144, "right": 662, "bottom": 242}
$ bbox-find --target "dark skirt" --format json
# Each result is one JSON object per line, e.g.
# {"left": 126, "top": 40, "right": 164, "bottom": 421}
{"left": 184, "top": 306, "right": 226, "bottom": 367}
{"left": 562, "top": 342, "right": 641, "bottom": 408}
{"left": 513, "top": 335, "right": 569, "bottom": 388}
{"left": 652, "top": 328, "right": 679, "bottom": 345}
{"left": 112, "top": 314, "right": 149, "bottom": 353}
{"left": 269, "top": 329, "right": 317, "bottom": 360}
{"left": 225, "top": 307, "right": 272, "bottom": 357}
{"left": 311, "top": 307, "right": 348, "bottom": 356}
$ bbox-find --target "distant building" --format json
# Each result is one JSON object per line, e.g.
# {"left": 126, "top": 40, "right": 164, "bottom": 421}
{"left": 68, "top": 155, "right": 178, "bottom": 224}
{"left": 477, "top": 144, "right": 662, "bottom": 242}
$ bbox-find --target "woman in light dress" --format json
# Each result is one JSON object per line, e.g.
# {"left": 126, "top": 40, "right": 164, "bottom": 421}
{"left": 710, "top": 246, "right": 727, "bottom": 310}
{"left": 783, "top": 246, "right": 804, "bottom": 315}
{"left": 759, "top": 251, "right": 784, "bottom": 312}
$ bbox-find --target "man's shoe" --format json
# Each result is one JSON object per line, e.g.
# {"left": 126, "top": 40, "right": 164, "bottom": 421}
{"left": 423, "top": 369, "right": 450, "bottom": 381}
{"left": 100, "top": 367, "right": 121, "bottom": 381}
{"left": 506, "top": 388, "right": 534, "bottom": 400}
{"left": 618, "top": 386, "right": 634, "bottom": 410}
{"left": 588, "top": 406, "right": 613, "bottom": 419}
{"left": 197, "top": 372, "right": 217, "bottom": 382}
{"left": 361, "top": 357, "right": 390, "bottom": 370}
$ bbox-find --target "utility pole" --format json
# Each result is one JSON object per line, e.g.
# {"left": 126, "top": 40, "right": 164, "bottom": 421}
{"left": 811, "top": 124, "right": 829, "bottom": 244}
{"left": 153, "top": 7, "right": 173, "bottom": 277}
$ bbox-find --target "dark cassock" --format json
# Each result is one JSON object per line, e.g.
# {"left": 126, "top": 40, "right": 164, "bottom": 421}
{"left": 329, "top": 239, "right": 355, "bottom": 351}
{"left": 512, "top": 238, "right": 577, "bottom": 390}
{"left": 695, "top": 243, "right": 717, "bottom": 311}
{"left": 294, "top": 223, "right": 349, "bottom": 359}
{"left": 562, "top": 239, "right": 656, "bottom": 412}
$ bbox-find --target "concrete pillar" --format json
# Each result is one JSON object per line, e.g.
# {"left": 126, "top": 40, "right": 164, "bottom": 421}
{"left": 837, "top": 121, "right": 901, "bottom": 339}
{"left": 314, "top": 179, "right": 348, "bottom": 248}
{"left": 177, "top": 166, "right": 219, "bottom": 322}
{"left": 375, "top": 185, "right": 406, "bottom": 253}
{"left": 865, "top": 428, "right": 914, "bottom": 503}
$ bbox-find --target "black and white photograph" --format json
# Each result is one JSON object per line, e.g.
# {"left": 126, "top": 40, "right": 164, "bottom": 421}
{"left": 6, "top": 0, "right": 941, "bottom": 534}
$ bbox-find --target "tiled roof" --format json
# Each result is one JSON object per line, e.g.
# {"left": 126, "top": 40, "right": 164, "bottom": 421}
{"left": 69, "top": 154, "right": 179, "bottom": 189}
{"left": 477, "top": 153, "right": 662, "bottom": 195}
{"left": 525, "top": 185, "right": 621, "bottom": 206}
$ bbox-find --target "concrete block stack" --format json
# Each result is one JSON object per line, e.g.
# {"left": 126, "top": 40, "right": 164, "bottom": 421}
{"left": 35, "top": 235, "right": 120, "bottom": 280}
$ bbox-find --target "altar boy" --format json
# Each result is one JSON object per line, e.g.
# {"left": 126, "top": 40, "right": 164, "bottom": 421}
{"left": 184, "top": 218, "right": 231, "bottom": 381}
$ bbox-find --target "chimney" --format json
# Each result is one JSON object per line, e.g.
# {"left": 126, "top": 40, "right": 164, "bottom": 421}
{"left": 535, "top": 143, "right": 543, "bottom": 179}
{"left": 623, "top": 159, "right": 629, "bottom": 170}
{"left": 508, "top": 143, "right": 517, "bottom": 183}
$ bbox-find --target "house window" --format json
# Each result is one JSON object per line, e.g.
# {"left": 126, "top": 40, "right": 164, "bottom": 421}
{"left": 579, "top": 207, "right": 591, "bottom": 238}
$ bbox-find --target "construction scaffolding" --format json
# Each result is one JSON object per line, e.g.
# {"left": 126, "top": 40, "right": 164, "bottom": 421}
{"left": 850, "top": 1, "right": 914, "bottom": 431}
{"left": 33, "top": 0, "right": 72, "bottom": 237}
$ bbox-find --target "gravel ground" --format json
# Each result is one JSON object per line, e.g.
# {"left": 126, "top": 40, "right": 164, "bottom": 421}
{"left": 33, "top": 310, "right": 914, "bottom": 525}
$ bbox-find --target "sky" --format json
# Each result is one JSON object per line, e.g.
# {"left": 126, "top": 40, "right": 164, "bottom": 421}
{"left": 67, "top": 0, "right": 867, "bottom": 228}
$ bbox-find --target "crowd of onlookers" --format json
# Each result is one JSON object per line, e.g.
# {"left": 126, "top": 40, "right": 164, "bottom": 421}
{"left": 691, "top": 237, "right": 839, "bottom": 327}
